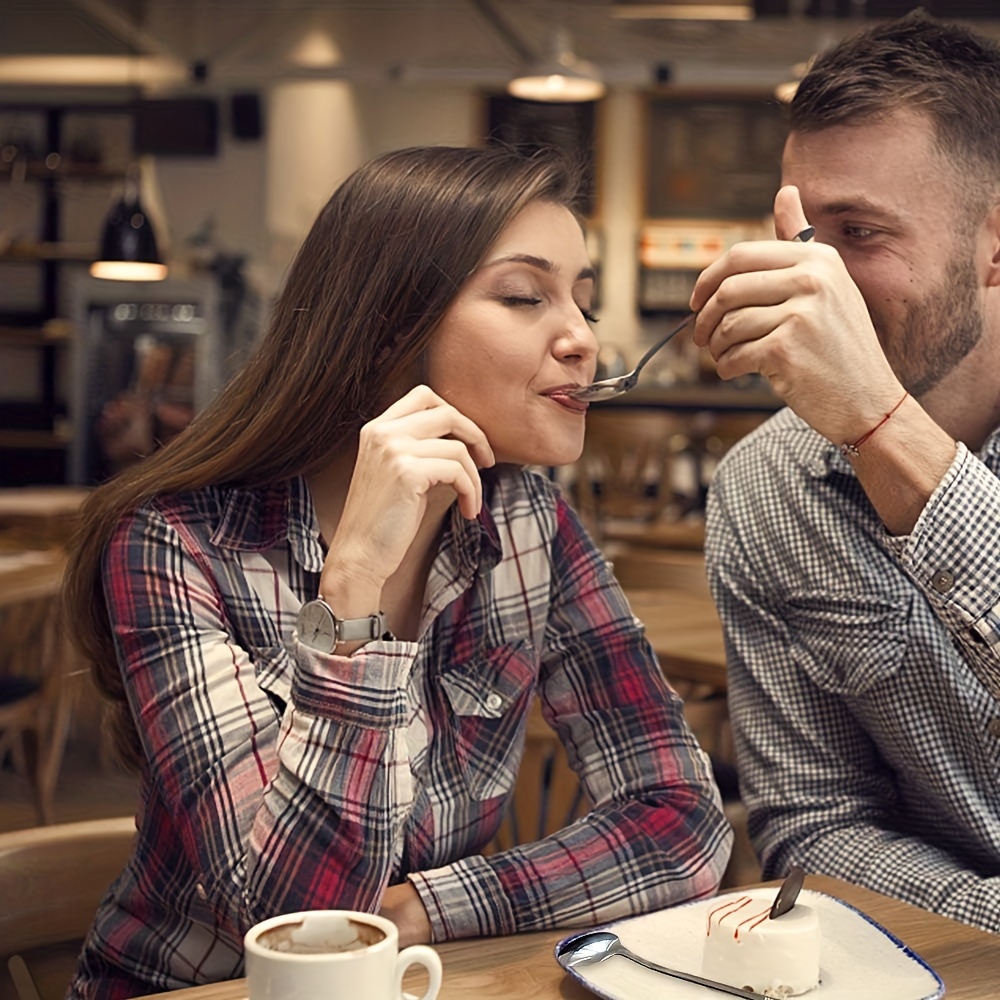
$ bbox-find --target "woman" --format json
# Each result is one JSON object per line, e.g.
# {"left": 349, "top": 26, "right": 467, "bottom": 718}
{"left": 65, "top": 145, "right": 731, "bottom": 998}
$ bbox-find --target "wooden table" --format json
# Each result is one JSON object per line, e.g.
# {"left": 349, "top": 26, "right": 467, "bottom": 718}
{"left": 0, "top": 548, "right": 67, "bottom": 608}
{"left": 139, "top": 874, "right": 1000, "bottom": 999}
{"left": 625, "top": 586, "right": 727, "bottom": 691}
{"left": 0, "top": 486, "right": 89, "bottom": 548}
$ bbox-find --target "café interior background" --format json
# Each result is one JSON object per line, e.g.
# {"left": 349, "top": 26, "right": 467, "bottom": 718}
{"left": 1, "top": 0, "right": 999, "bottom": 488}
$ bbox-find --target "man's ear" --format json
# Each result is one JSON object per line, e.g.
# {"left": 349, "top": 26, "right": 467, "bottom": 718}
{"left": 985, "top": 202, "right": 1000, "bottom": 287}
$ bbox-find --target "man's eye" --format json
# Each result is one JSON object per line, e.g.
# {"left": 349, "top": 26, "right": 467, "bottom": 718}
{"left": 842, "top": 225, "right": 878, "bottom": 240}
{"left": 581, "top": 309, "right": 599, "bottom": 324}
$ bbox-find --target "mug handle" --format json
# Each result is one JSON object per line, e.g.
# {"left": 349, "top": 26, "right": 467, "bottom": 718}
{"left": 394, "top": 944, "right": 443, "bottom": 1000}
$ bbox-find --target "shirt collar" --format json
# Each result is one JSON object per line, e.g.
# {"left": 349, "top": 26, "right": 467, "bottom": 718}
{"left": 978, "top": 424, "right": 1000, "bottom": 471}
{"left": 209, "top": 478, "right": 321, "bottom": 570}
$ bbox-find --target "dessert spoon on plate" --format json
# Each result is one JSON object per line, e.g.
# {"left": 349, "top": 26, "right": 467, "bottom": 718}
{"left": 559, "top": 928, "right": 773, "bottom": 999}
{"left": 568, "top": 226, "right": 816, "bottom": 403}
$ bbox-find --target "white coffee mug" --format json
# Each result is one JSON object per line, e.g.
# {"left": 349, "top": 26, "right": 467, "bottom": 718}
{"left": 244, "top": 909, "right": 442, "bottom": 1000}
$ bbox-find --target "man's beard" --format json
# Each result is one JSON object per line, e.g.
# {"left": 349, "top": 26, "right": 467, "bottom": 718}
{"left": 871, "top": 254, "right": 983, "bottom": 399}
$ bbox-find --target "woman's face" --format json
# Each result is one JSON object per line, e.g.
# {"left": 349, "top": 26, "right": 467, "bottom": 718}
{"left": 426, "top": 199, "right": 599, "bottom": 467}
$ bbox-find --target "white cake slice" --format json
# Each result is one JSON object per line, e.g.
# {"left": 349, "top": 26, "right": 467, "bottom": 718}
{"left": 701, "top": 889, "right": 821, "bottom": 997}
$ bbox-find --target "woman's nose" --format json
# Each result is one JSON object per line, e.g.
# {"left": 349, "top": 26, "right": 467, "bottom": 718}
{"left": 557, "top": 308, "right": 599, "bottom": 361}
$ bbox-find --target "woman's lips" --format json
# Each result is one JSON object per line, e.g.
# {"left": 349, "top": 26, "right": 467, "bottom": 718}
{"left": 543, "top": 389, "right": 589, "bottom": 414}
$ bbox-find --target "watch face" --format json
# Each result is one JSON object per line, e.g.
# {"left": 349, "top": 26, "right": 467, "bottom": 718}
{"left": 297, "top": 600, "right": 336, "bottom": 653}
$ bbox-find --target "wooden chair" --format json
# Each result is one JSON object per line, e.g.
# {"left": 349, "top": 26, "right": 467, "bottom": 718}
{"left": 605, "top": 547, "right": 734, "bottom": 795}
{"left": 0, "top": 816, "right": 135, "bottom": 1000}
{"left": 571, "top": 408, "right": 700, "bottom": 549}
{"left": 698, "top": 411, "right": 771, "bottom": 490}
{"left": 0, "top": 596, "right": 76, "bottom": 825}
{"left": 488, "top": 701, "right": 589, "bottom": 854}
{"left": 605, "top": 545, "right": 710, "bottom": 596}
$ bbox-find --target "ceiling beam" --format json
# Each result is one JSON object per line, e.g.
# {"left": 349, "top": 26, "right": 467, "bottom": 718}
{"left": 67, "top": 0, "right": 185, "bottom": 61}
{"left": 467, "top": 0, "right": 538, "bottom": 64}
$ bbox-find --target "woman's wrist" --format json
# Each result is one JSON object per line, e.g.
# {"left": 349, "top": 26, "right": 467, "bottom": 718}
{"left": 380, "top": 880, "right": 433, "bottom": 947}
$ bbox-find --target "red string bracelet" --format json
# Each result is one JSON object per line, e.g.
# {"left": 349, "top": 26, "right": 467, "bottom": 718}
{"left": 840, "top": 391, "right": 909, "bottom": 458}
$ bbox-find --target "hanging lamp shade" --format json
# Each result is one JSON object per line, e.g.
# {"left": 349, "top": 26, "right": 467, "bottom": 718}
{"left": 90, "top": 167, "right": 168, "bottom": 281}
{"left": 507, "top": 28, "right": 605, "bottom": 103}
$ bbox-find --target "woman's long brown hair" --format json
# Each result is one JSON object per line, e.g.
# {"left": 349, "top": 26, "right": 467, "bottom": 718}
{"left": 64, "top": 144, "right": 581, "bottom": 768}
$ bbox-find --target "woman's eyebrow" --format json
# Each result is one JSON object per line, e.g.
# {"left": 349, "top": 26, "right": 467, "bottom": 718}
{"left": 483, "top": 253, "right": 596, "bottom": 282}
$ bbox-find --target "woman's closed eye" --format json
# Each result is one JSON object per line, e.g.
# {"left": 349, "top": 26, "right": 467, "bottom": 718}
{"left": 499, "top": 294, "right": 543, "bottom": 308}
{"left": 497, "top": 294, "right": 598, "bottom": 324}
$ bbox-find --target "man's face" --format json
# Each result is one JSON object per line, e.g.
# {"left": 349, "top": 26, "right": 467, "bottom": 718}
{"left": 782, "top": 110, "right": 985, "bottom": 399}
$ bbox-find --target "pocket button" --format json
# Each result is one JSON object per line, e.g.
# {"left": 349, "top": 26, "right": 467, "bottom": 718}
{"left": 930, "top": 569, "right": 955, "bottom": 594}
{"left": 486, "top": 692, "right": 503, "bottom": 711}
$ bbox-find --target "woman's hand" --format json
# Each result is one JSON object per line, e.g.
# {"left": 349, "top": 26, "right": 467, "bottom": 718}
{"left": 690, "top": 184, "right": 904, "bottom": 447}
{"left": 320, "top": 384, "right": 495, "bottom": 605}
{"left": 380, "top": 881, "right": 433, "bottom": 947}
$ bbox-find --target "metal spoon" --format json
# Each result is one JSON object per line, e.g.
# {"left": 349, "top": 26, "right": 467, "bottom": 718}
{"left": 558, "top": 929, "right": 771, "bottom": 999}
{"left": 568, "top": 225, "right": 816, "bottom": 403}
{"left": 568, "top": 311, "right": 697, "bottom": 402}
{"left": 769, "top": 865, "right": 806, "bottom": 919}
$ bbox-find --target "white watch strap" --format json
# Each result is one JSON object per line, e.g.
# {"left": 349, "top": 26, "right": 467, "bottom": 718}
{"left": 334, "top": 610, "right": 388, "bottom": 642}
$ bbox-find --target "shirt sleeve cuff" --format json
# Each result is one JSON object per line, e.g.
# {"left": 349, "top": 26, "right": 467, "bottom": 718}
{"left": 887, "top": 444, "right": 1000, "bottom": 607}
{"left": 408, "top": 856, "right": 516, "bottom": 942}
{"left": 292, "top": 638, "right": 417, "bottom": 727}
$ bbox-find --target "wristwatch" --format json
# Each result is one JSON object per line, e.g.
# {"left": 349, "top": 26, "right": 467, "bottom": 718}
{"left": 296, "top": 598, "right": 389, "bottom": 653}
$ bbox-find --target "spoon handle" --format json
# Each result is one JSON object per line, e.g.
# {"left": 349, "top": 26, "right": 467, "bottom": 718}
{"left": 621, "top": 950, "right": 771, "bottom": 1000}
{"left": 628, "top": 312, "right": 696, "bottom": 381}
{"left": 626, "top": 223, "right": 813, "bottom": 384}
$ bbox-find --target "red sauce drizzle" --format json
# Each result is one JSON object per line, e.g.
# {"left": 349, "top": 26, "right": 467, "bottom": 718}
{"left": 706, "top": 895, "right": 771, "bottom": 940}
{"left": 705, "top": 895, "right": 752, "bottom": 936}
{"left": 735, "top": 907, "right": 771, "bottom": 939}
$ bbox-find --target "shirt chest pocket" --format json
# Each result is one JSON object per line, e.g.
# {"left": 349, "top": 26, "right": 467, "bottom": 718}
{"left": 786, "top": 592, "right": 911, "bottom": 697}
{"left": 438, "top": 640, "right": 538, "bottom": 801}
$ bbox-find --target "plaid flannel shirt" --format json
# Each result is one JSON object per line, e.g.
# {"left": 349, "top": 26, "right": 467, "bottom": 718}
{"left": 70, "top": 466, "right": 730, "bottom": 998}
{"left": 707, "top": 406, "right": 1000, "bottom": 933}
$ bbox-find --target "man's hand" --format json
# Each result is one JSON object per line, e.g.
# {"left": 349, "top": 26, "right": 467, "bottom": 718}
{"left": 690, "top": 184, "right": 905, "bottom": 447}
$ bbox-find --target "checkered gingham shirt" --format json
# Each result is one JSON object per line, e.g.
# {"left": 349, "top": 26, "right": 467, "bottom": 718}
{"left": 706, "top": 406, "right": 1000, "bottom": 934}
{"left": 70, "top": 467, "right": 731, "bottom": 998}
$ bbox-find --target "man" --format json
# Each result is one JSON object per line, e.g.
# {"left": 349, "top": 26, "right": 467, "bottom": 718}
{"left": 690, "top": 10, "right": 1000, "bottom": 932}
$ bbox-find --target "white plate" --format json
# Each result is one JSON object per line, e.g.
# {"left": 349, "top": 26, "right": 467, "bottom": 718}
{"left": 555, "top": 889, "right": 944, "bottom": 1000}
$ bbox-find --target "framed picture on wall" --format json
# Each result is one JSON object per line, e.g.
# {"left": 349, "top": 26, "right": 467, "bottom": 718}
{"left": 645, "top": 93, "right": 786, "bottom": 219}
{"left": 484, "top": 93, "right": 598, "bottom": 218}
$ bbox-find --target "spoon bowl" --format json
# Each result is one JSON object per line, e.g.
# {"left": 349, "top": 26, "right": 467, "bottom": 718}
{"left": 568, "top": 312, "right": 695, "bottom": 402}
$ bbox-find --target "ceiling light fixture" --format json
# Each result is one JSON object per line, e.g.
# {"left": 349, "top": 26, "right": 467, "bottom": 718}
{"left": 507, "top": 28, "right": 606, "bottom": 103}
{"left": 90, "top": 163, "right": 168, "bottom": 281}
{"left": 612, "top": 4, "right": 753, "bottom": 21}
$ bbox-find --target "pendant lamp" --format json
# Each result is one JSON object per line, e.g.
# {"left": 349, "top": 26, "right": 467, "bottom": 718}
{"left": 90, "top": 163, "right": 168, "bottom": 281}
{"left": 507, "top": 28, "right": 605, "bottom": 103}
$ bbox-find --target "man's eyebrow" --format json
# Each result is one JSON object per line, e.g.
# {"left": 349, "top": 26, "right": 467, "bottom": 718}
{"left": 483, "top": 253, "right": 596, "bottom": 282}
{"left": 819, "top": 197, "right": 900, "bottom": 221}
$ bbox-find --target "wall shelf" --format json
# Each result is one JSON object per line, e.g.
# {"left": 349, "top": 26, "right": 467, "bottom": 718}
{"left": 0, "top": 242, "right": 98, "bottom": 262}
{"left": 0, "top": 101, "right": 133, "bottom": 485}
